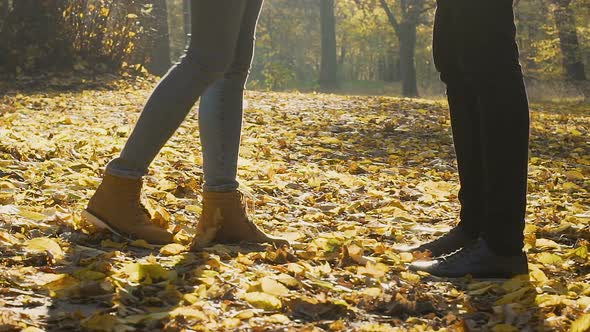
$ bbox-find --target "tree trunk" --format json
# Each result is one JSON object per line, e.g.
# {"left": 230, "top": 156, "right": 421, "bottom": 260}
{"left": 380, "top": 56, "right": 387, "bottom": 81}
{"left": 183, "top": 0, "right": 191, "bottom": 37}
{"left": 319, "top": 0, "right": 338, "bottom": 91}
{"left": 146, "top": 0, "right": 171, "bottom": 76}
{"left": 383, "top": 51, "right": 399, "bottom": 82}
{"left": 379, "top": 0, "right": 421, "bottom": 97}
{"left": 339, "top": 45, "right": 346, "bottom": 65}
{"left": 398, "top": 22, "right": 419, "bottom": 97}
{"left": 579, "top": 81, "right": 590, "bottom": 101}
{"left": 552, "top": 0, "right": 586, "bottom": 81}
{"left": 391, "top": 54, "right": 401, "bottom": 82}
{"left": 0, "top": 1, "right": 9, "bottom": 26}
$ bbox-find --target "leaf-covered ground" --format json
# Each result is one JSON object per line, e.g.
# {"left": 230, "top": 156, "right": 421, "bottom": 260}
{"left": 0, "top": 78, "right": 589, "bottom": 331}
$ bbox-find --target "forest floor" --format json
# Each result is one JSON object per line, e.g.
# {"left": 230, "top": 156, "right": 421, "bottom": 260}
{"left": 0, "top": 76, "right": 589, "bottom": 331}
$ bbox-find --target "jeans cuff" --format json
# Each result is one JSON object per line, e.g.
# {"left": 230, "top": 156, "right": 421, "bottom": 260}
{"left": 203, "top": 182, "right": 240, "bottom": 193}
{"left": 105, "top": 159, "right": 145, "bottom": 180}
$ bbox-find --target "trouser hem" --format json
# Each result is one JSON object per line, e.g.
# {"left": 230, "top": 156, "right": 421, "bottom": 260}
{"left": 202, "top": 184, "right": 240, "bottom": 193}
{"left": 105, "top": 160, "right": 145, "bottom": 180}
{"left": 482, "top": 235, "right": 525, "bottom": 257}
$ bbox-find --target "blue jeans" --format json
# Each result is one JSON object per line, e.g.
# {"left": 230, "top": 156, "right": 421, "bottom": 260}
{"left": 107, "top": 0, "right": 263, "bottom": 192}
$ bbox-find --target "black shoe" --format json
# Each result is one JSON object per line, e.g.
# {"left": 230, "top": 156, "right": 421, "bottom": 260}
{"left": 408, "top": 238, "right": 529, "bottom": 279}
{"left": 400, "top": 226, "right": 477, "bottom": 258}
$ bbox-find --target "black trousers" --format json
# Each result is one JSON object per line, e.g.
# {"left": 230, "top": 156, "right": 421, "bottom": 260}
{"left": 434, "top": 0, "right": 530, "bottom": 255}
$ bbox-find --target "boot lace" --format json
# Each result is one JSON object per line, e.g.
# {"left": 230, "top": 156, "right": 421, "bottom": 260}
{"left": 440, "top": 239, "right": 484, "bottom": 265}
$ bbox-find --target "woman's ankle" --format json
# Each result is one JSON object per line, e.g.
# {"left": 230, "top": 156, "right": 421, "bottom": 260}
{"left": 105, "top": 158, "right": 145, "bottom": 180}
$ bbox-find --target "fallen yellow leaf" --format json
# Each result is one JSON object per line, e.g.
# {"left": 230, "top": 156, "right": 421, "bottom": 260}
{"left": 260, "top": 276, "right": 290, "bottom": 296}
{"left": 159, "top": 243, "right": 187, "bottom": 255}
{"left": 243, "top": 291, "right": 282, "bottom": 310}
{"left": 571, "top": 313, "right": 590, "bottom": 332}
{"left": 26, "top": 237, "right": 64, "bottom": 259}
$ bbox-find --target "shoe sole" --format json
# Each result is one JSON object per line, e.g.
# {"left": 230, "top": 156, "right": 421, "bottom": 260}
{"left": 81, "top": 209, "right": 129, "bottom": 240}
{"left": 420, "top": 273, "right": 529, "bottom": 282}
{"left": 410, "top": 263, "right": 529, "bottom": 281}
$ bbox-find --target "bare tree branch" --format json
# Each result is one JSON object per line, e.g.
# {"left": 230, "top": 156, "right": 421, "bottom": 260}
{"left": 418, "top": 2, "right": 436, "bottom": 16}
{"left": 379, "top": 0, "right": 400, "bottom": 33}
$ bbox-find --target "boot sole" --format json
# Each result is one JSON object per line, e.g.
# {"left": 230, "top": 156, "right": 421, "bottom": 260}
{"left": 81, "top": 210, "right": 129, "bottom": 240}
{"left": 425, "top": 274, "right": 528, "bottom": 282}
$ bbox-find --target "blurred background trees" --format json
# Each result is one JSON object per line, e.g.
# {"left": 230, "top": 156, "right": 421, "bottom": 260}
{"left": 377, "top": 0, "right": 434, "bottom": 97}
{"left": 0, "top": 0, "right": 588, "bottom": 100}
{"left": 320, "top": 0, "right": 338, "bottom": 91}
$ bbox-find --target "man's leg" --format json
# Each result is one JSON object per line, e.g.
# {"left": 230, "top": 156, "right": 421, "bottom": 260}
{"left": 410, "top": 72, "right": 529, "bottom": 277}
{"left": 401, "top": 0, "right": 481, "bottom": 257}
{"left": 476, "top": 73, "right": 529, "bottom": 255}
{"left": 447, "top": 80, "right": 485, "bottom": 239}
{"left": 458, "top": 0, "right": 529, "bottom": 255}
{"left": 409, "top": 0, "right": 529, "bottom": 277}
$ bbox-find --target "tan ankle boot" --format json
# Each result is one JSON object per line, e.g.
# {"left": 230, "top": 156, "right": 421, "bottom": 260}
{"left": 82, "top": 173, "right": 174, "bottom": 245}
{"left": 190, "top": 191, "right": 289, "bottom": 249}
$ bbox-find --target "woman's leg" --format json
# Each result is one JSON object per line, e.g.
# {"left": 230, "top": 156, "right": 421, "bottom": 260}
{"left": 85, "top": 1, "right": 252, "bottom": 244}
{"left": 198, "top": 0, "right": 263, "bottom": 192}
{"left": 107, "top": 0, "right": 249, "bottom": 178}
{"left": 189, "top": 0, "right": 289, "bottom": 249}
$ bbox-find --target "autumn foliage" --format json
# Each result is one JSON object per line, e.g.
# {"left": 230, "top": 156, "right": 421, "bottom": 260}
{"left": 0, "top": 78, "right": 588, "bottom": 330}
{"left": 0, "top": 0, "right": 157, "bottom": 75}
